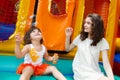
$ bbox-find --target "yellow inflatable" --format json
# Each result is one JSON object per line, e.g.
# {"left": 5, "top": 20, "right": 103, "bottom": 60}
{"left": 0, "top": 0, "right": 35, "bottom": 54}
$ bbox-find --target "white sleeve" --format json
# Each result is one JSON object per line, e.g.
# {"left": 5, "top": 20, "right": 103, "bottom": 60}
{"left": 72, "top": 35, "right": 80, "bottom": 46}
{"left": 100, "top": 38, "right": 109, "bottom": 51}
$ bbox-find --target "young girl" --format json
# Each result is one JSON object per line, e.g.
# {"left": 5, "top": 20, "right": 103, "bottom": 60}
{"left": 65, "top": 13, "right": 114, "bottom": 80}
{"left": 15, "top": 27, "right": 66, "bottom": 80}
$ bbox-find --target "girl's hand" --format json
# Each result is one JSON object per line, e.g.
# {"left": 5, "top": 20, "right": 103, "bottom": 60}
{"left": 15, "top": 33, "right": 23, "bottom": 45}
{"left": 52, "top": 53, "right": 59, "bottom": 64}
{"left": 65, "top": 27, "right": 73, "bottom": 37}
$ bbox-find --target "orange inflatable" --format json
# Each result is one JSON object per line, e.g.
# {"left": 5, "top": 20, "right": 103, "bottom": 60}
{"left": 36, "top": 0, "right": 75, "bottom": 51}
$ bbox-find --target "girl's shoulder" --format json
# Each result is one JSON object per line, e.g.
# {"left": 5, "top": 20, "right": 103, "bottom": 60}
{"left": 74, "top": 34, "right": 81, "bottom": 40}
{"left": 72, "top": 34, "right": 81, "bottom": 45}
{"left": 24, "top": 44, "right": 32, "bottom": 49}
{"left": 98, "top": 38, "right": 109, "bottom": 50}
{"left": 41, "top": 44, "right": 46, "bottom": 50}
{"left": 77, "top": 34, "right": 81, "bottom": 38}
{"left": 21, "top": 44, "right": 31, "bottom": 52}
{"left": 100, "top": 38, "right": 108, "bottom": 43}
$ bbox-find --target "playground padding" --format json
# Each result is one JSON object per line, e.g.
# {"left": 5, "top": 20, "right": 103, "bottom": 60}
{"left": 0, "top": 55, "right": 120, "bottom": 80}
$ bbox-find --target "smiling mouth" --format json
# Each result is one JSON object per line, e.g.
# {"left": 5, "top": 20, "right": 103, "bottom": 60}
{"left": 35, "top": 34, "right": 40, "bottom": 36}
{"left": 84, "top": 28, "right": 88, "bottom": 30}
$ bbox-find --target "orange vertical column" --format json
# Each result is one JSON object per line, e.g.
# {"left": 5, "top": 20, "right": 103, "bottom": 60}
{"left": 94, "top": 0, "right": 110, "bottom": 29}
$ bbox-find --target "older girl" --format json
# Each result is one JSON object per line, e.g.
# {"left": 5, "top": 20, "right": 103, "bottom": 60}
{"left": 65, "top": 13, "right": 114, "bottom": 80}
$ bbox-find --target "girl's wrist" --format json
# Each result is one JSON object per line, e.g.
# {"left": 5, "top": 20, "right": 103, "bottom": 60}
{"left": 66, "top": 36, "right": 71, "bottom": 40}
{"left": 52, "top": 53, "right": 58, "bottom": 64}
{"left": 66, "top": 35, "right": 71, "bottom": 38}
{"left": 16, "top": 43, "right": 21, "bottom": 46}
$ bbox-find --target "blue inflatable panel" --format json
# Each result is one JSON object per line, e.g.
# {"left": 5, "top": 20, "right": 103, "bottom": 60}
{"left": 0, "top": 23, "right": 15, "bottom": 40}
{"left": 113, "top": 52, "right": 120, "bottom": 76}
{"left": 114, "top": 52, "right": 120, "bottom": 63}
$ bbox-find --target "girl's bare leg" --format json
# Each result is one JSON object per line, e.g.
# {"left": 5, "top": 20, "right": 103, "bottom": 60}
{"left": 98, "top": 76, "right": 110, "bottom": 80}
{"left": 43, "top": 66, "right": 66, "bottom": 80}
{"left": 19, "top": 66, "right": 34, "bottom": 80}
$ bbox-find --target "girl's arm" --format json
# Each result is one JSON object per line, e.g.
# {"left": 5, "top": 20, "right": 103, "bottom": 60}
{"left": 44, "top": 50, "right": 54, "bottom": 62}
{"left": 102, "top": 50, "right": 114, "bottom": 80}
{"left": 65, "top": 27, "right": 76, "bottom": 52}
{"left": 15, "top": 44, "right": 29, "bottom": 58}
{"left": 15, "top": 34, "right": 29, "bottom": 58}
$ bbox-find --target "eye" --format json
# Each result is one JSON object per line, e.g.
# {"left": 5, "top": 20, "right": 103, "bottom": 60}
{"left": 87, "top": 22, "right": 91, "bottom": 24}
{"left": 86, "top": 21, "right": 92, "bottom": 25}
{"left": 32, "top": 30, "right": 36, "bottom": 33}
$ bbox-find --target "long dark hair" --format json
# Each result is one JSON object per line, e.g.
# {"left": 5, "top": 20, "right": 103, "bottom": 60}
{"left": 23, "top": 26, "right": 43, "bottom": 45}
{"left": 80, "top": 13, "right": 104, "bottom": 46}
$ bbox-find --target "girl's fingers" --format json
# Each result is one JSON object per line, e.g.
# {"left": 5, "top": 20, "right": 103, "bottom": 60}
{"left": 15, "top": 33, "right": 23, "bottom": 41}
{"left": 69, "top": 28, "right": 73, "bottom": 31}
{"left": 66, "top": 27, "right": 73, "bottom": 32}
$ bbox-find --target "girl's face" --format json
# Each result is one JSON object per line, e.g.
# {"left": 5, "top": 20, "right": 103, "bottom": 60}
{"left": 84, "top": 17, "right": 92, "bottom": 33}
{"left": 30, "top": 29, "right": 42, "bottom": 40}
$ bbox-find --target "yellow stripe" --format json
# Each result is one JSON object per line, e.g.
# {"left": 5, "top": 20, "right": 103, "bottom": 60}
{"left": 9, "top": 0, "right": 31, "bottom": 39}
{"left": 105, "top": 0, "right": 119, "bottom": 65}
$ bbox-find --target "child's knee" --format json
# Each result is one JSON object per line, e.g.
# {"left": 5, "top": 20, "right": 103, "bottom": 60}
{"left": 49, "top": 66, "right": 57, "bottom": 70}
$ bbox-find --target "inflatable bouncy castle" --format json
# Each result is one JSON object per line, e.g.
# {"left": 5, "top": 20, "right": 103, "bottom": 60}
{"left": 0, "top": 0, "right": 120, "bottom": 80}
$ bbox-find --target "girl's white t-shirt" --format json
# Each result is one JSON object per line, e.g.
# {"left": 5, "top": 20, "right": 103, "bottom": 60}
{"left": 72, "top": 35, "right": 109, "bottom": 80}
{"left": 24, "top": 44, "right": 46, "bottom": 65}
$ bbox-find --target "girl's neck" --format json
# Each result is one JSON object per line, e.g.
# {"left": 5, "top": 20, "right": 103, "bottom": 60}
{"left": 31, "top": 40, "right": 41, "bottom": 46}
{"left": 88, "top": 33, "right": 91, "bottom": 39}
{"left": 31, "top": 41, "right": 42, "bottom": 52}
